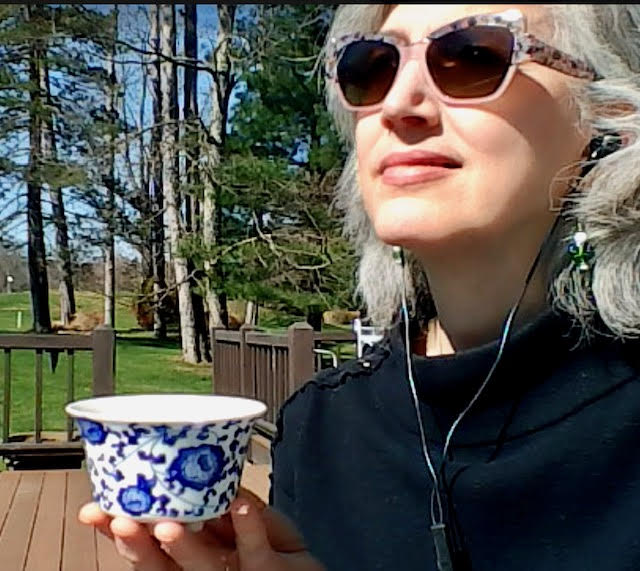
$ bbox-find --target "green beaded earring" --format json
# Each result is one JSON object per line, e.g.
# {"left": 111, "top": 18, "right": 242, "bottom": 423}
{"left": 566, "top": 133, "right": 622, "bottom": 273}
{"left": 568, "top": 223, "right": 594, "bottom": 272}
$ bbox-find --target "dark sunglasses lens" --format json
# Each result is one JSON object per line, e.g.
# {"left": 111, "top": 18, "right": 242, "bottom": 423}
{"left": 427, "top": 26, "right": 514, "bottom": 99}
{"left": 337, "top": 40, "right": 399, "bottom": 107}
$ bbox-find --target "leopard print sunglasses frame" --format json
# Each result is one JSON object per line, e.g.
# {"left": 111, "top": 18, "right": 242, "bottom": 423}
{"left": 326, "top": 8, "right": 599, "bottom": 110}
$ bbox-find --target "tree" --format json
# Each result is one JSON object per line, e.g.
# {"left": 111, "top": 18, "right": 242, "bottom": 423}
{"left": 149, "top": 5, "right": 168, "bottom": 339}
{"left": 0, "top": 4, "right": 114, "bottom": 331}
{"left": 24, "top": 5, "right": 52, "bottom": 332}
{"left": 42, "top": 48, "right": 76, "bottom": 325}
{"left": 200, "top": 4, "right": 237, "bottom": 330}
{"left": 103, "top": 7, "right": 118, "bottom": 327}
{"left": 159, "top": 4, "right": 198, "bottom": 363}
{"left": 210, "top": 5, "right": 355, "bottom": 326}
{"left": 183, "top": 3, "right": 210, "bottom": 360}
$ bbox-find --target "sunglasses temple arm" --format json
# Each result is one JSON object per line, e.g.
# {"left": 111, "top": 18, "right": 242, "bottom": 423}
{"left": 521, "top": 34, "right": 598, "bottom": 80}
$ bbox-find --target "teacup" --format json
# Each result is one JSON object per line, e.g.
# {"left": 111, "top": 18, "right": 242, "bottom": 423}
{"left": 65, "top": 394, "right": 267, "bottom": 523}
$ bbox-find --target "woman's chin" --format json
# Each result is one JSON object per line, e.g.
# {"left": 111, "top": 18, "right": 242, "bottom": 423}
{"left": 371, "top": 209, "right": 444, "bottom": 249}
{"left": 368, "top": 197, "right": 488, "bottom": 252}
{"left": 374, "top": 224, "right": 439, "bottom": 250}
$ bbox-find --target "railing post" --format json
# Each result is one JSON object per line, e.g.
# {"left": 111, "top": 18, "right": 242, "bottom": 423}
{"left": 35, "top": 350, "right": 43, "bottom": 442}
{"left": 2, "top": 350, "right": 10, "bottom": 444}
{"left": 92, "top": 325, "right": 115, "bottom": 396}
{"left": 287, "top": 322, "right": 314, "bottom": 394}
{"left": 239, "top": 324, "right": 255, "bottom": 398}
{"left": 210, "top": 326, "right": 218, "bottom": 393}
{"left": 353, "top": 317, "right": 362, "bottom": 358}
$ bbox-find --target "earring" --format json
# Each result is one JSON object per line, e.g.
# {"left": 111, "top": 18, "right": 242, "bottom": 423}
{"left": 392, "top": 245, "right": 404, "bottom": 266}
{"left": 568, "top": 222, "right": 594, "bottom": 272}
{"left": 566, "top": 134, "right": 620, "bottom": 270}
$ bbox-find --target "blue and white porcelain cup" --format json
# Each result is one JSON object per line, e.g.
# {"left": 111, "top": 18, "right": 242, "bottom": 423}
{"left": 65, "top": 394, "right": 267, "bottom": 523}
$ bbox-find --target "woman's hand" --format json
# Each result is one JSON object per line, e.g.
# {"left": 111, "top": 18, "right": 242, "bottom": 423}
{"left": 78, "top": 488, "right": 325, "bottom": 571}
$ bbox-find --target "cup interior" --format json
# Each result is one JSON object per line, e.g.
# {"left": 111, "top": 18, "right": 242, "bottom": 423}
{"left": 65, "top": 394, "right": 267, "bottom": 425}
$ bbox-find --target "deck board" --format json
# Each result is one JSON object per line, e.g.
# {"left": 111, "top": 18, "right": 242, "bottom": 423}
{"left": 62, "top": 470, "right": 98, "bottom": 571}
{"left": 0, "top": 472, "right": 43, "bottom": 571}
{"left": 24, "top": 471, "right": 66, "bottom": 571}
{"left": 0, "top": 470, "right": 20, "bottom": 533}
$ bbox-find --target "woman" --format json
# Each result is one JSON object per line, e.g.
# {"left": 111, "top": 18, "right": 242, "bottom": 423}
{"left": 80, "top": 4, "right": 640, "bottom": 570}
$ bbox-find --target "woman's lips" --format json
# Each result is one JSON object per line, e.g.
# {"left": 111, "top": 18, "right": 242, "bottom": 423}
{"left": 381, "top": 164, "right": 458, "bottom": 186}
{"left": 379, "top": 150, "right": 462, "bottom": 187}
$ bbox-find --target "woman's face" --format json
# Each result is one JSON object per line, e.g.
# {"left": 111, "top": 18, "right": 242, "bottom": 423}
{"left": 354, "top": 4, "right": 590, "bottom": 254}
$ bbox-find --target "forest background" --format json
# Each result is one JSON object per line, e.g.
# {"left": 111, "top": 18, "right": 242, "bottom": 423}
{"left": 0, "top": 4, "right": 360, "bottom": 364}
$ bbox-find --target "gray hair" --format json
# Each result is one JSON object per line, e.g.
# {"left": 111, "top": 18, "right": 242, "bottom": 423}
{"left": 325, "top": 4, "right": 640, "bottom": 339}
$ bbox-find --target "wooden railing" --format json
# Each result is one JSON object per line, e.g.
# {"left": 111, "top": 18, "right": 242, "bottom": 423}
{"left": 0, "top": 325, "right": 115, "bottom": 469}
{"left": 211, "top": 322, "right": 355, "bottom": 426}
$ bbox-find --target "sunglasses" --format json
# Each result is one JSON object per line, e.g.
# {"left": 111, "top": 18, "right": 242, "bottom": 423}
{"left": 327, "top": 9, "right": 599, "bottom": 109}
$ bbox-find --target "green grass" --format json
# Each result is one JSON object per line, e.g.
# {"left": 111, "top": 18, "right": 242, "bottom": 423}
{"left": 0, "top": 291, "right": 33, "bottom": 332}
{"left": 0, "top": 291, "right": 212, "bottom": 436}
{"left": 0, "top": 290, "right": 140, "bottom": 332}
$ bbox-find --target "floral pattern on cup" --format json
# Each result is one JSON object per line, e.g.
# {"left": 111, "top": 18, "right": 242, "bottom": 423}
{"left": 76, "top": 418, "right": 254, "bottom": 522}
{"left": 168, "top": 444, "right": 225, "bottom": 491}
{"left": 118, "top": 474, "right": 157, "bottom": 516}
{"left": 76, "top": 419, "right": 108, "bottom": 445}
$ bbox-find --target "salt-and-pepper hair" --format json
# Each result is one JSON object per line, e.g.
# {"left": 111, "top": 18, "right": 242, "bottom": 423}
{"left": 325, "top": 4, "right": 640, "bottom": 339}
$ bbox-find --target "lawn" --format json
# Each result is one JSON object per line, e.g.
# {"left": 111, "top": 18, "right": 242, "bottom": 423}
{"left": 0, "top": 291, "right": 213, "bottom": 435}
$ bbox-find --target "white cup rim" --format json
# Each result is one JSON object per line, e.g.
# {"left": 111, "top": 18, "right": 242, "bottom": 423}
{"left": 65, "top": 393, "right": 267, "bottom": 425}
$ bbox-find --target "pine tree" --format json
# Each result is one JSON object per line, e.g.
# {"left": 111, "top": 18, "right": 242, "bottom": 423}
{"left": 211, "top": 5, "right": 356, "bottom": 326}
{"left": 0, "top": 4, "right": 113, "bottom": 330}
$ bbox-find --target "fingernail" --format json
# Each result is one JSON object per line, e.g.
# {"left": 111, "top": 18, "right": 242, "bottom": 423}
{"left": 152, "top": 522, "right": 176, "bottom": 542}
{"left": 186, "top": 522, "right": 204, "bottom": 533}
{"left": 236, "top": 503, "right": 249, "bottom": 516}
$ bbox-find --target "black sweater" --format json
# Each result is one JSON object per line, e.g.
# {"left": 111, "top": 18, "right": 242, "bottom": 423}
{"left": 270, "top": 311, "right": 640, "bottom": 570}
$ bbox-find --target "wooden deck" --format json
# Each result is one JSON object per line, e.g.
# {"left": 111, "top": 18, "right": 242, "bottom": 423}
{"left": 0, "top": 462, "right": 271, "bottom": 571}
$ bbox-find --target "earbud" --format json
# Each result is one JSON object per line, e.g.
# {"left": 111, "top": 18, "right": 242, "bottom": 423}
{"left": 588, "top": 133, "right": 622, "bottom": 161}
{"left": 580, "top": 133, "right": 622, "bottom": 178}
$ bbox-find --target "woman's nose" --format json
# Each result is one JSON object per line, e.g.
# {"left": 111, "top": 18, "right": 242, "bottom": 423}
{"left": 380, "top": 54, "right": 441, "bottom": 128}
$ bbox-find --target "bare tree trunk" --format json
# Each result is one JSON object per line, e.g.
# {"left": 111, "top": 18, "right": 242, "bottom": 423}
{"left": 103, "top": 7, "right": 118, "bottom": 328}
{"left": 42, "top": 49, "right": 75, "bottom": 325}
{"left": 149, "top": 5, "right": 167, "bottom": 339}
{"left": 160, "top": 4, "right": 198, "bottom": 362}
{"left": 137, "top": 33, "right": 154, "bottom": 289}
{"left": 25, "top": 5, "right": 51, "bottom": 333}
{"left": 183, "top": 3, "right": 198, "bottom": 236}
{"left": 103, "top": 217, "right": 115, "bottom": 327}
{"left": 202, "top": 4, "right": 236, "bottom": 329}
{"left": 183, "top": 3, "right": 210, "bottom": 361}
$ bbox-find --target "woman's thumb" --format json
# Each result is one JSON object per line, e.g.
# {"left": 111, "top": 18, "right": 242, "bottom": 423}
{"left": 231, "top": 498, "right": 274, "bottom": 568}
